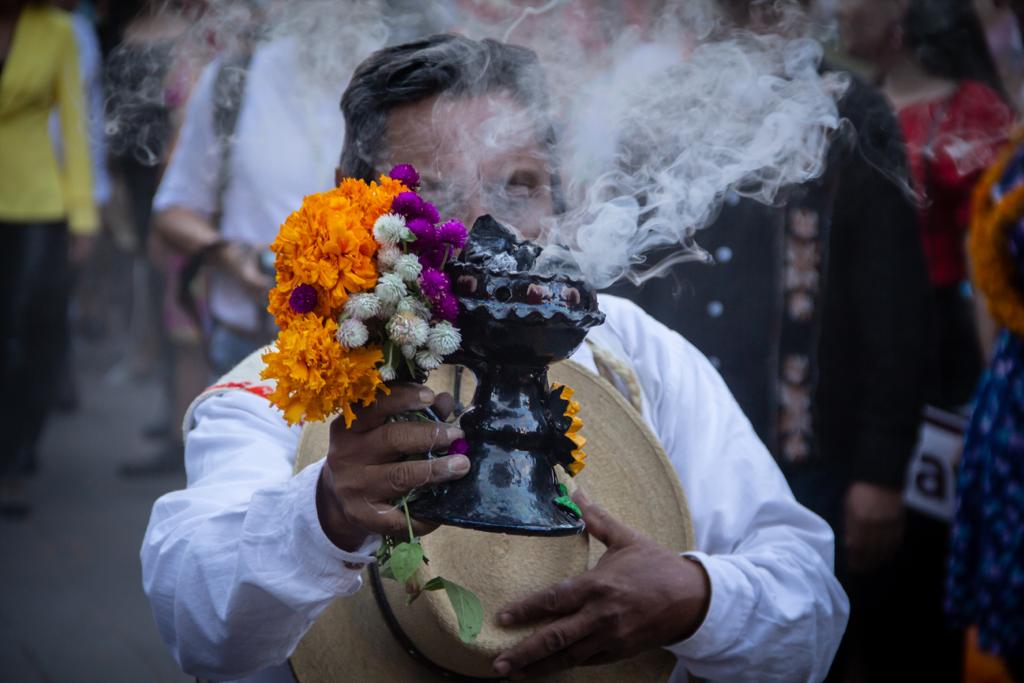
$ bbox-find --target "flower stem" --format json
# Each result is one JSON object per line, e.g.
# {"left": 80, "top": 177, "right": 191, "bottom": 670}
{"left": 402, "top": 496, "right": 414, "bottom": 543}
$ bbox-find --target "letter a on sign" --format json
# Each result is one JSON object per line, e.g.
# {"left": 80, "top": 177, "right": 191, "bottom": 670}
{"left": 903, "top": 407, "right": 966, "bottom": 522}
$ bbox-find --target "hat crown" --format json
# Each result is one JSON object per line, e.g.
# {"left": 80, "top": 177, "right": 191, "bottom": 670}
{"left": 290, "top": 358, "right": 695, "bottom": 682}
{"left": 380, "top": 524, "right": 590, "bottom": 678}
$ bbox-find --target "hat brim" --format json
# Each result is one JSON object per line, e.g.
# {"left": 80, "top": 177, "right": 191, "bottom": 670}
{"left": 290, "top": 360, "right": 695, "bottom": 682}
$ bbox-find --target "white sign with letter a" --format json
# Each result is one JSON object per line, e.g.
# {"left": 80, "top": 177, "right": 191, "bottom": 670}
{"left": 903, "top": 406, "right": 967, "bottom": 522}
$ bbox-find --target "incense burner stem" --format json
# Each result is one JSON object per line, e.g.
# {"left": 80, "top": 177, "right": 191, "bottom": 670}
{"left": 409, "top": 361, "right": 584, "bottom": 536}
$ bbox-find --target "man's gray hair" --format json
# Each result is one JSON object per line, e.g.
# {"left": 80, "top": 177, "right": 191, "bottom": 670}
{"left": 338, "top": 33, "right": 563, "bottom": 210}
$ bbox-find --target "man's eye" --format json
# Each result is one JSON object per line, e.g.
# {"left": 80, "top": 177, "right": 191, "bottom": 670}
{"left": 506, "top": 183, "right": 532, "bottom": 199}
{"left": 506, "top": 171, "right": 541, "bottom": 196}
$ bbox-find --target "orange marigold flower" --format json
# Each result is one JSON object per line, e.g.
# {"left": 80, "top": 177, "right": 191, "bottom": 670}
{"left": 267, "top": 175, "right": 408, "bottom": 329}
{"left": 555, "top": 384, "right": 587, "bottom": 476}
{"left": 260, "top": 314, "right": 387, "bottom": 427}
{"left": 970, "top": 128, "right": 1024, "bottom": 339}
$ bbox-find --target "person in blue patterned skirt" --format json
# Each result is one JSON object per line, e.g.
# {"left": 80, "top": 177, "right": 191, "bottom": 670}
{"left": 947, "top": 130, "right": 1024, "bottom": 678}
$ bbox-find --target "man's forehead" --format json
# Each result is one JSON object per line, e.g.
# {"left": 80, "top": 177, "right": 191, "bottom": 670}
{"left": 385, "top": 93, "right": 543, "bottom": 166}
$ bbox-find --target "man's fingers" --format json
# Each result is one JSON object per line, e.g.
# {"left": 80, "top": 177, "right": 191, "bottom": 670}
{"left": 409, "top": 518, "right": 441, "bottom": 537}
{"left": 497, "top": 577, "right": 589, "bottom": 627}
{"left": 431, "top": 392, "right": 455, "bottom": 421}
{"left": 348, "top": 506, "right": 416, "bottom": 538}
{"left": 493, "top": 612, "right": 594, "bottom": 676}
{"left": 574, "top": 490, "right": 636, "bottom": 549}
{"left": 510, "top": 635, "right": 609, "bottom": 679}
{"left": 359, "top": 422, "right": 465, "bottom": 463}
{"left": 348, "top": 503, "right": 440, "bottom": 538}
{"left": 345, "top": 384, "right": 437, "bottom": 434}
{"left": 366, "top": 455, "right": 471, "bottom": 498}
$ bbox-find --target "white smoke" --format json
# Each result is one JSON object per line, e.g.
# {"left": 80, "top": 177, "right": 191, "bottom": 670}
{"left": 106, "top": 0, "right": 403, "bottom": 163}
{"left": 550, "top": 27, "right": 847, "bottom": 286}
{"left": 442, "top": 0, "right": 848, "bottom": 287}
{"left": 107, "top": 0, "right": 851, "bottom": 289}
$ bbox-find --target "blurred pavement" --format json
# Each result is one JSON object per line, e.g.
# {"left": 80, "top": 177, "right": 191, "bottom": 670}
{"left": 0, "top": 336, "right": 190, "bottom": 683}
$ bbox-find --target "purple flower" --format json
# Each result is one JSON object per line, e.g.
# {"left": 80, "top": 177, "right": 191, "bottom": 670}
{"left": 448, "top": 438, "right": 469, "bottom": 455}
{"left": 419, "top": 267, "right": 451, "bottom": 302}
{"left": 419, "top": 246, "right": 450, "bottom": 270}
{"left": 288, "top": 284, "right": 319, "bottom": 314}
{"left": 406, "top": 218, "right": 438, "bottom": 248}
{"left": 389, "top": 164, "right": 420, "bottom": 189}
{"left": 435, "top": 292, "right": 460, "bottom": 322}
{"left": 438, "top": 219, "right": 468, "bottom": 249}
{"left": 391, "top": 191, "right": 424, "bottom": 219}
{"left": 391, "top": 191, "right": 442, "bottom": 226}
{"left": 420, "top": 201, "right": 441, "bottom": 224}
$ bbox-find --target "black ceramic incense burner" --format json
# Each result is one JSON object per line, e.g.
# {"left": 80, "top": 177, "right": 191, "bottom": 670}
{"left": 409, "top": 216, "right": 605, "bottom": 536}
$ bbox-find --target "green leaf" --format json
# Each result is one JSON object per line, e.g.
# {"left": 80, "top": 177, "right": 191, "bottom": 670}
{"left": 378, "top": 562, "right": 395, "bottom": 581}
{"left": 406, "top": 576, "right": 438, "bottom": 606}
{"left": 403, "top": 576, "right": 482, "bottom": 642}
{"left": 422, "top": 577, "right": 446, "bottom": 592}
{"left": 440, "top": 578, "right": 483, "bottom": 643}
{"left": 389, "top": 541, "right": 424, "bottom": 584}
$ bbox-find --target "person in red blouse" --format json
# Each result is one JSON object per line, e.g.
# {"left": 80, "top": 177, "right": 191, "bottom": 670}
{"left": 840, "top": 0, "right": 1015, "bottom": 409}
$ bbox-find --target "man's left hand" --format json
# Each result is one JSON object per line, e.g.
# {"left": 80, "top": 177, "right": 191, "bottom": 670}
{"left": 492, "top": 491, "right": 710, "bottom": 679}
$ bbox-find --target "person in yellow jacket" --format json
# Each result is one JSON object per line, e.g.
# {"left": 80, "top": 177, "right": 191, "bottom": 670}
{"left": 0, "top": 0, "right": 97, "bottom": 515}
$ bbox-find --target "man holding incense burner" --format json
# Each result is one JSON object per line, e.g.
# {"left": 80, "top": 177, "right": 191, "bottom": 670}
{"left": 141, "top": 35, "right": 848, "bottom": 682}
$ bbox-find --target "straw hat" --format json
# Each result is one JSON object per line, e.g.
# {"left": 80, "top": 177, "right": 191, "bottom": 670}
{"left": 289, "top": 358, "right": 695, "bottom": 681}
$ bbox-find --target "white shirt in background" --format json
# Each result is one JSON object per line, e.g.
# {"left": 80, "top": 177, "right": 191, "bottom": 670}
{"left": 141, "top": 294, "right": 850, "bottom": 683}
{"left": 153, "top": 38, "right": 344, "bottom": 333}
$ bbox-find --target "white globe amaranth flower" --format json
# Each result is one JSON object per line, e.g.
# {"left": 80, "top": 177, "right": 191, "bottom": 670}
{"left": 375, "top": 273, "right": 407, "bottom": 306}
{"left": 397, "top": 296, "right": 431, "bottom": 319}
{"left": 336, "top": 318, "right": 369, "bottom": 349}
{"left": 377, "top": 298, "right": 398, "bottom": 321}
{"left": 372, "top": 213, "right": 408, "bottom": 247}
{"left": 376, "top": 245, "right": 402, "bottom": 270}
{"left": 401, "top": 343, "right": 417, "bottom": 359}
{"left": 379, "top": 364, "right": 397, "bottom": 382}
{"left": 393, "top": 253, "right": 422, "bottom": 283}
{"left": 387, "top": 310, "right": 429, "bottom": 347}
{"left": 343, "top": 293, "right": 382, "bottom": 321}
{"left": 427, "top": 321, "right": 461, "bottom": 356}
{"left": 415, "top": 350, "right": 443, "bottom": 371}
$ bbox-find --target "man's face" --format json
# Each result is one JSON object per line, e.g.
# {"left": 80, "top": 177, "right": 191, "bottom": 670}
{"left": 836, "top": 0, "right": 903, "bottom": 62}
{"left": 378, "top": 93, "right": 556, "bottom": 241}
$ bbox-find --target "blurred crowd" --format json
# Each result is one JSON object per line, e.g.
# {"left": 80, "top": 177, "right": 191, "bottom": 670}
{"left": 1, "top": 0, "right": 1023, "bottom": 681}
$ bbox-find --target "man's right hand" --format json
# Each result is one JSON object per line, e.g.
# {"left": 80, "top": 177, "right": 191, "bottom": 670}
{"left": 316, "top": 385, "right": 469, "bottom": 552}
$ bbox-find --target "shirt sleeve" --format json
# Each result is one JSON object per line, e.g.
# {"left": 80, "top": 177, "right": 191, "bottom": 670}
{"left": 932, "top": 81, "right": 1014, "bottom": 191}
{"left": 54, "top": 15, "right": 98, "bottom": 234}
{"left": 140, "top": 391, "right": 379, "bottom": 680}
{"left": 152, "top": 61, "right": 221, "bottom": 217}
{"left": 598, "top": 295, "right": 849, "bottom": 682}
{"left": 71, "top": 14, "right": 111, "bottom": 206}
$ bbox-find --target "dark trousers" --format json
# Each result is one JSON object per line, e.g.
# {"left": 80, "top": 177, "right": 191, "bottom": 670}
{"left": 0, "top": 222, "right": 70, "bottom": 476}
{"left": 787, "top": 463, "right": 963, "bottom": 682}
